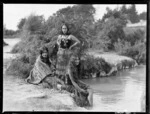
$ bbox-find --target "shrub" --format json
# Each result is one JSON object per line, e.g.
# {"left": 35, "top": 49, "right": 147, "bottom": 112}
{"left": 114, "top": 27, "right": 146, "bottom": 65}
{"left": 124, "top": 29, "right": 145, "bottom": 46}
{"left": 118, "top": 42, "right": 146, "bottom": 64}
{"left": 6, "top": 56, "right": 33, "bottom": 79}
{"left": 9, "top": 34, "right": 50, "bottom": 78}
{"left": 114, "top": 39, "right": 131, "bottom": 54}
{"left": 79, "top": 55, "right": 111, "bottom": 78}
{"left": 94, "top": 16, "right": 126, "bottom": 51}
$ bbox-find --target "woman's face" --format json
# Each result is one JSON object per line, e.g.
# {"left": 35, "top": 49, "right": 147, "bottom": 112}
{"left": 74, "top": 57, "right": 80, "bottom": 65}
{"left": 62, "top": 25, "right": 68, "bottom": 34}
{"left": 42, "top": 50, "right": 48, "bottom": 58}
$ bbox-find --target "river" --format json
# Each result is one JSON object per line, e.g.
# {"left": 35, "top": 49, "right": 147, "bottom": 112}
{"left": 82, "top": 65, "right": 146, "bottom": 112}
{"left": 3, "top": 38, "right": 146, "bottom": 112}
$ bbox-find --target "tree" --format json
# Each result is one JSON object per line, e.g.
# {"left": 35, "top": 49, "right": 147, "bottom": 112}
{"left": 127, "top": 5, "right": 139, "bottom": 23}
{"left": 139, "top": 12, "right": 147, "bottom": 20}
{"left": 95, "top": 15, "right": 127, "bottom": 50}
{"left": 102, "top": 7, "right": 127, "bottom": 25}
{"left": 17, "top": 18, "right": 26, "bottom": 30}
{"left": 121, "top": 5, "right": 128, "bottom": 14}
{"left": 23, "top": 14, "right": 44, "bottom": 34}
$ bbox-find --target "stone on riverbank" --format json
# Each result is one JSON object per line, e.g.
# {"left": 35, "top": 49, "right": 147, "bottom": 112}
{"left": 3, "top": 41, "right": 8, "bottom": 46}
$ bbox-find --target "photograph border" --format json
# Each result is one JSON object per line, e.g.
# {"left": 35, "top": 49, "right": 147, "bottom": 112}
{"left": 2, "top": 0, "right": 149, "bottom": 113}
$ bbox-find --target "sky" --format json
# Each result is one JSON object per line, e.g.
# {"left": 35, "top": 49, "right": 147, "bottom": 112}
{"left": 3, "top": 4, "right": 147, "bottom": 30}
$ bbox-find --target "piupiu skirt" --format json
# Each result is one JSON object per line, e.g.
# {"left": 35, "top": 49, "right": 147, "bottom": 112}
{"left": 56, "top": 48, "right": 72, "bottom": 76}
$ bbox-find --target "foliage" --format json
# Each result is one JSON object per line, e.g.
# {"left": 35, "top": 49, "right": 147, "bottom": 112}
{"left": 17, "top": 18, "right": 26, "bottom": 30}
{"left": 4, "top": 29, "right": 17, "bottom": 36}
{"left": 79, "top": 55, "right": 111, "bottom": 78}
{"left": 3, "top": 24, "right": 20, "bottom": 38}
{"left": 22, "top": 14, "right": 45, "bottom": 35}
{"left": 94, "top": 16, "right": 127, "bottom": 50}
{"left": 124, "top": 29, "right": 145, "bottom": 46}
{"left": 114, "top": 39, "right": 131, "bottom": 53}
{"left": 6, "top": 56, "right": 33, "bottom": 79}
{"left": 12, "top": 34, "right": 47, "bottom": 55}
{"left": 127, "top": 5, "right": 140, "bottom": 23}
{"left": 120, "top": 5, "right": 128, "bottom": 14}
{"left": 119, "top": 42, "right": 146, "bottom": 64}
{"left": 115, "top": 24, "right": 146, "bottom": 64}
{"left": 102, "top": 7, "right": 128, "bottom": 25}
{"left": 139, "top": 12, "right": 147, "bottom": 20}
{"left": 115, "top": 36, "right": 146, "bottom": 65}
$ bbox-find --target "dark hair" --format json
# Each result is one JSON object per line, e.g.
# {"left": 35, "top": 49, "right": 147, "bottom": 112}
{"left": 60, "top": 23, "right": 70, "bottom": 35}
{"left": 49, "top": 43, "right": 58, "bottom": 59}
{"left": 68, "top": 55, "right": 81, "bottom": 79}
{"left": 40, "top": 46, "right": 49, "bottom": 55}
{"left": 68, "top": 55, "right": 80, "bottom": 67}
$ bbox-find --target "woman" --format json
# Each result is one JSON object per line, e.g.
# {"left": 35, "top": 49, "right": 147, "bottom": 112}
{"left": 56, "top": 23, "right": 80, "bottom": 77}
{"left": 60, "top": 56, "right": 93, "bottom": 107}
{"left": 26, "top": 46, "right": 64, "bottom": 88}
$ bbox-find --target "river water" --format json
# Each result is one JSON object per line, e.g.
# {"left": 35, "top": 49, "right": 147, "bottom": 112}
{"left": 82, "top": 65, "right": 146, "bottom": 112}
{"left": 3, "top": 38, "right": 146, "bottom": 112}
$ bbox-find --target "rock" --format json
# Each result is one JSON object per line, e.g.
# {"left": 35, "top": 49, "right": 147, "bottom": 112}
{"left": 106, "top": 66, "right": 117, "bottom": 76}
{"left": 100, "top": 71, "right": 107, "bottom": 77}
{"left": 3, "top": 41, "right": 8, "bottom": 46}
{"left": 117, "top": 63, "right": 122, "bottom": 71}
{"left": 91, "top": 73, "right": 97, "bottom": 78}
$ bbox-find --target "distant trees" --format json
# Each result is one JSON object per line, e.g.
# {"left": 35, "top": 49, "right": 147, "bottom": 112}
{"left": 121, "top": 4, "right": 146, "bottom": 22}
{"left": 3, "top": 25, "right": 18, "bottom": 37}
{"left": 127, "top": 5, "right": 140, "bottom": 23}
{"left": 139, "top": 12, "right": 147, "bottom": 20}
{"left": 105, "top": 4, "right": 146, "bottom": 24}
{"left": 120, "top": 5, "right": 128, "bottom": 14}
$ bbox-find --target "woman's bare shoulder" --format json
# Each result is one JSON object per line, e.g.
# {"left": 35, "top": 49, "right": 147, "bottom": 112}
{"left": 69, "top": 34, "right": 75, "bottom": 38}
{"left": 69, "top": 34, "right": 77, "bottom": 40}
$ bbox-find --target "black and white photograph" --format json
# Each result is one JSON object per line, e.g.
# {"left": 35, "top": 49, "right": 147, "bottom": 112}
{"left": 3, "top": 4, "right": 147, "bottom": 112}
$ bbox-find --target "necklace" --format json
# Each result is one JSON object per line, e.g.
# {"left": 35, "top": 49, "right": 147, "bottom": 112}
{"left": 61, "top": 35, "right": 69, "bottom": 47}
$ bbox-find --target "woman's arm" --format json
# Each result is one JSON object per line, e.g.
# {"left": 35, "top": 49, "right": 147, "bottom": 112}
{"left": 78, "top": 80, "right": 90, "bottom": 88}
{"left": 57, "top": 35, "right": 61, "bottom": 48}
{"left": 55, "top": 77, "right": 65, "bottom": 85}
{"left": 67, "top": 66, "right": 86, "bottom": 93}
{"left": 69, "top": 35, "right": 80, "bottom": 49}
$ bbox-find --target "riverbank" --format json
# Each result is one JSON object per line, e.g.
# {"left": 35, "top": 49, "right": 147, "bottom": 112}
{"left": 3, "top": 74, "right": 85, "bottom": 111}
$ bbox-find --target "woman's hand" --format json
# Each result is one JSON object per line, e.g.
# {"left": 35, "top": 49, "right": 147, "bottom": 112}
{"left": 69, "top": 46, "right": 73, "bottom": 50}
{"left": 69, "top": 42, "right": 77, "bottom": 50}
{"left": 79, "top": 88, "right": 87, "bottom": 93}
